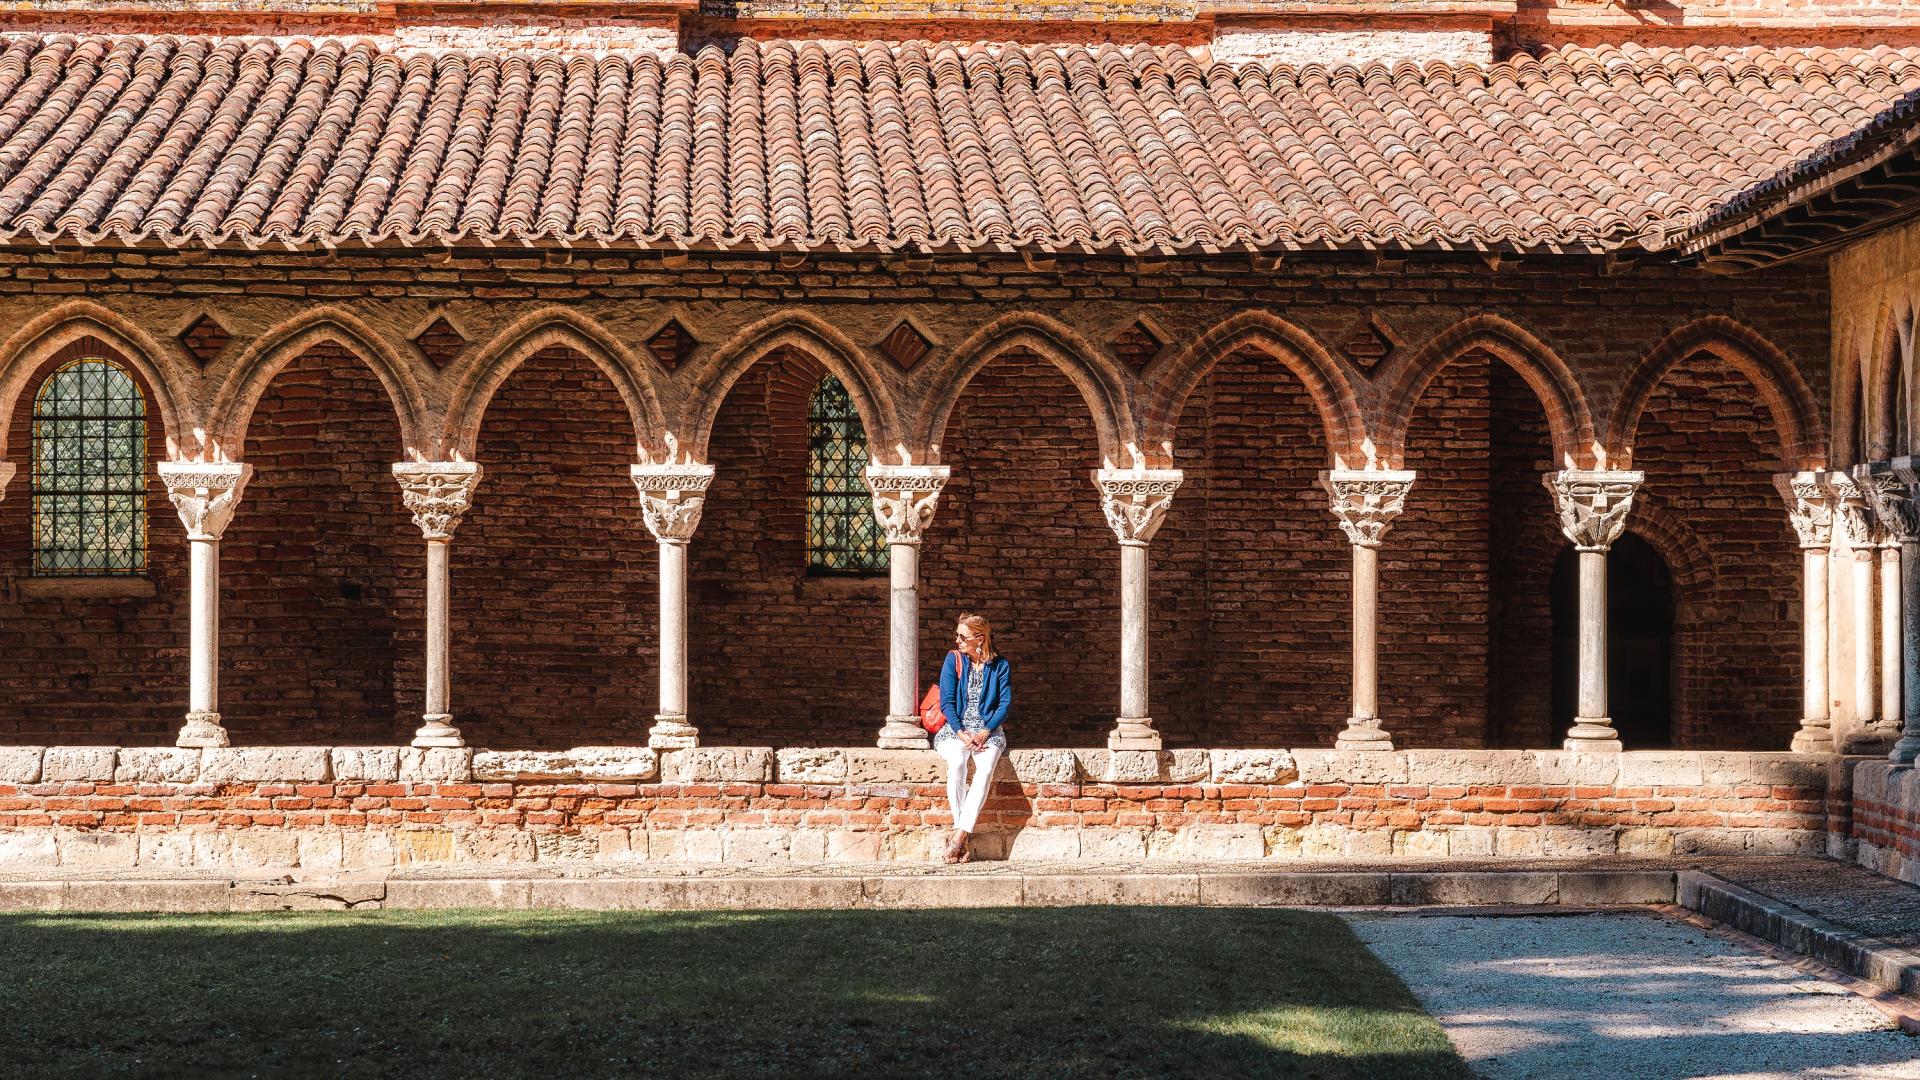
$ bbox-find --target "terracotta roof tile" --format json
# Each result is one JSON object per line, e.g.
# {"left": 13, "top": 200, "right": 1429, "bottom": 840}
{"left": 0, "top": 34, "right": 1912, "bottom": 253}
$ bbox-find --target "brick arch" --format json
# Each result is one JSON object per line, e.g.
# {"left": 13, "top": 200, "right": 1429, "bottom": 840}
{"left": 446, "top": 308, "right": 665, "bottom": 461}
{"left": 1868, "top": 300, "right": 1913, "bottom": 462}
{"left": 1147, "top": 310, "right": 1365, "bottom": 468}
{"left": 0, "top": 301, "right": 189, "bottom": 459}
{"left": 685, "top": 311, "right": 899, "bottom": 463}
{"left": 1376, "top": 314, "right": 1598, "bottom": 470}
{"left": 210, "top": 307, "right": 428, "bottom": 462}
{"left": 918, "top": 313, "right": 1133, "bottom": 465}
{"left": 1608, "top": 317, "right": 1825, "bottom": 470}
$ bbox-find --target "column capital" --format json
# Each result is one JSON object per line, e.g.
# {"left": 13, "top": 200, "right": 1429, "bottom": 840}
{"left": 393, "top": 461, "right": 483, "bottom": 541}
{"left": 158, "top": 461, "right": 253, "bottom": 542}
{"left": 630, "top": 461, "right": 714, "bottom": 542}
{"left": 1828, "top": 470, "right": 1880, "bottom": 552}
{"left": 1092, "top": 468, "right": 1183, "bottom": 545}
{"left": 1860, "top": 463, "right": 1920, "bottom": 545}
{"left": 1319, "top": 468, "right": 1417, "bottom": 549}
{"left": 864, "top": 463, "right": 950, "bottom": 545}
{"left": 1774, "top": 469, "right": 1837, "bottom": 551}
{"left": 1544, "top": 468, "right": 1643, "bottom": 553}
{"left": 0, "top": 460, "right": 14, "bottom": 500}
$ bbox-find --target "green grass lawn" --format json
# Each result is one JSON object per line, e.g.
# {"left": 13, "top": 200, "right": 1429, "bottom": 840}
{"left": 0, "top": 907, "right": 1469, "bottom": 1079}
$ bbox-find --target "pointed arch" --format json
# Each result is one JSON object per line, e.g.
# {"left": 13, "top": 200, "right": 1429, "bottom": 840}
{"left": 210, "top": 306, "right": 429, "bottom": 462}
{"left": 686, "top": 310, "right": 901, "bottom": 462}
{"left": 1147, "top": 310, "right": 1366, "bottom": 468}
{"left": 0, "top": 301, "right": 188, "bottom": 458}
{"left": 1608, "top": 317, "right": 1825, "bottom": 470}
{"left": 1869, "top": 301, "right": 1913, "bottom": 461}
{"left": 1377, "top": 314, "right": 1598, "bottom": 470}
{"left": 917, "top": 313, "right": 1135, "bottom": 464}
{"left": 447, "top": 308, "right": 666, "bottom": 460}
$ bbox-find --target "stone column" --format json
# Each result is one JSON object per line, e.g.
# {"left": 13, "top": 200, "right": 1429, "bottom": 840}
{"left": 1544, "top": 469, "right": 1644, "bottom": 753}
{"left": 1777, "top": 471, "right": 1837, "bottom": 754}
{"left": 1868, "top": 465, "right": 1920, "bottom": 764}
{"left": 1833, "top": 471, "right": 1884, "bottom": 750}
{"left": 631, "top": 462, "right": 715, "bottom": 749}
{"left": 157, "top": 462, "right": 253, "bottom": 748}
{"left": 1319, "top": 468, "right": 1417, "bottom": 751}
{"left": 865, "top": 464, "right": 951, "bottom": 749}
{"left": 1092, "top": 468, "right": 1183, "bottom": 750}
{"left": 393, "top": 462, "right": 482, "bottom": 749}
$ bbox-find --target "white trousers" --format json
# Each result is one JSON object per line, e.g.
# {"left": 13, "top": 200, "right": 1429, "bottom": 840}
{"left": 936, "top": 736, "right": 1004, "bottom": 833}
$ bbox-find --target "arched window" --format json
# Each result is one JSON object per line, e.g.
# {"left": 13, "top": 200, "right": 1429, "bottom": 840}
{"left": 31, "top": 357, "right": 147, "bottom": 575}
{"left": 806, "top": 374, "right": 887, "bottom": 573}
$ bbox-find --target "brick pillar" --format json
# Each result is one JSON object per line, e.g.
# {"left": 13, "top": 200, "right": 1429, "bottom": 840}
{"left": 1320, "top": 468, "right": 1416, "bottom": 751}
{"left": 1544, "top": 469, "right": 1644, "bottom": 753}
{"left": 1092, "top": 468, "right": 1183, "bottom": 750}
{"left": 1777, "top": 471, "right": 1838, "bottom": 754}
{"left": 393, "top": 462, "right": 483, "bottom": 749}
{"left": 865, "top": 463, "right": 950, "bottom": 749}
{"left": 158, "top": 462, "right": 253, "bottom": 748}
{"left": 1868, "top": 464, "right": 1920, "bottom": 765}
{"left": 631, "top": 461, "right": 715, "bottom": 749}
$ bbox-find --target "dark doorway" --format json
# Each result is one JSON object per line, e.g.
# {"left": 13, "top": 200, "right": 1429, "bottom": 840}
{"left": 1550, "top": 533, "right": 1674, "bottom": 749}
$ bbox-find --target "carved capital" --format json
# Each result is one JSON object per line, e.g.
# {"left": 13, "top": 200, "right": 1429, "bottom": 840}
{"left": 1828, "top": 470, "right": 1879, "bottom": 551}
{"left": 1774, "top": 470, "right": 1836, "bottom": 550}
{"left": 1543, "top": 469, "right": 1643, "bottom": 553}
{"left": 0, "top": 461, "right": 14, "bottom": 501}
{"left": 1861, "top": 465, "right": 1920, "bottom": 545}
{"left": 158, "top": 462, "right": 253, "bottom": 542}
{"left": 1319, "top": 468, "right": 1416, "bottom": 549}
{"left": 393, "top": 462, "right": 483, "bottom": 542}
{"left": 631, "top": 462, "right": 715, "bottom": 542}
{"left": 1092, "top": 468, "right": 1183, "bottom": 545}
{"left": 864, "top": 464, "right": 950, "bottom": 545}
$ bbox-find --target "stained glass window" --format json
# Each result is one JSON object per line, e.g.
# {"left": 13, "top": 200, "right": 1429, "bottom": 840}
{"left": 806, "top": 375, "right": 887, "bottom": 573}
{"left": 31, "top": 358, "right": 147, "bottom": 575}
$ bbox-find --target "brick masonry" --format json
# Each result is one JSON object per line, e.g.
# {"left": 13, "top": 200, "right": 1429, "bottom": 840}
{"left": 0, "top": 250, "right": 1830, "bottom": 750}
{"left": 0, "top": 745, "right": 1833, "bottom": 870}
{"left": 1851, "top": 761, "right": 1920, "bottom": 887}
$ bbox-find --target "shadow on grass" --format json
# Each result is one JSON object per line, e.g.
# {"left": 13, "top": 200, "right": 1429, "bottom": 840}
{"left": 0, "top": 906, "right": 1469, "bottom": 1080}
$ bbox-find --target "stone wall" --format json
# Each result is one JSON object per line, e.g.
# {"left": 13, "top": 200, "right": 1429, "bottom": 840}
{"left": 0, "top": 745, "right": 1830, "bottom": 870}
{"left": 1852, "top": 761, "right": 1920, "bottom": 886}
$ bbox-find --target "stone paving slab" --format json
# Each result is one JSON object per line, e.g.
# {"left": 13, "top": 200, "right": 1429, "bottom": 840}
{"left": 1351, "top": 911, "right": 1918, "bottom": 1080}
{"left": 1711, "top": 860, "right": 1920, "bottom": 952}
{"left": 1683, "top": 872, "right": 1920, "bottom": 1000}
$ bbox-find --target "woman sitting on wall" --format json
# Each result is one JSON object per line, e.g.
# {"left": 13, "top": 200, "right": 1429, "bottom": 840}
{"left": 935, "top": 613, "right": 1012, "bottom": 864}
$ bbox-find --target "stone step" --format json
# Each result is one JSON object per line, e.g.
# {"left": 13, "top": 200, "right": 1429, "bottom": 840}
{"left": 1679, "top": 870, "right": 1920, "bottom": 998}
{"left": 0, "top": 866, "right": 1681, "bottom": 913}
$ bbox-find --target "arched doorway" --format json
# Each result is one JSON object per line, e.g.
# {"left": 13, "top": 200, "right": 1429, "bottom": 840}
{"left": 1551, "top": 533, "right": 1674, "bottom": 749}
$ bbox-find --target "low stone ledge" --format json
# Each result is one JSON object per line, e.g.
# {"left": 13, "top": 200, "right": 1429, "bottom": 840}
{"left": 843, "top": 748, "right": 942, "bottom": 784}
{"left": 0, "top": 746, "right": 41, "bottom": 784}
{"left": 200, "top": 747, "right": 331, "bottom": 784}
{"left": 1209, "top": 749, "right": 1297, "bottom": 784}
{"left": 1405, "top": 750, "right": 1538, "bottom": 787}
{"left": 330, "top": 747, "right": 401, "bottom": 783}
{"left": 1532, "top": 750, "right": 1621, "bottom": 785}
{"left": 473, "top": 747, "right": 659, "bottom": 783}
{"left": 660, "top": 747, "right": 773, "bottom": 783}
{"left": 1616, "top": 751, "right": 1707, "bottom": 787}
{"left": 1702, "top": 751, "right": 1826, "bottom": 787}
{"left": 1074, "top": 749, "right": 1210, "bottom": 783}
{"left": 114, "top": 747, "right": 199, "bottom": 784}
{"left": 1004, "top": 748, "right": 1076, "bottom": 783}
{"left": 1294, "top": 749, "right": 1408, "bottom": 784}
{"left": 41, "top": 746, "right": 116, "bottom": 783}
{"left": 775, "top": 747, "right": 846, "bottom": 784}
{"left": 397, "top": 748, "right": 473, "bottom": 782}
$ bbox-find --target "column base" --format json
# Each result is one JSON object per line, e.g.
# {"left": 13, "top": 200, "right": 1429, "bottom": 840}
{"left": 648, "top": 716, "right": 700, "bottom": 750}
{"left": 175, "top": 711, "right": 229, "bottom": 748}
{"left": 1840, "top": 725, "right": 1900, "bottom": 755}
{"left": 877, "top": 715, "right": 929, "bottom": 750}
{"left": 412, "top": 714, "right": 465, "bottom": 748}
{"left": 1789, "top": 723, "right": 1835, "bottom": 755}
{"left": 1890, "top": 732, "right": 1920, "bottom": 765}
{"left": 1108, "top": 718, "right": 1161, "bottom": 751}
{"left": 1563, "top": 718, "right": 1623, "bottom": 754}
{"left": 1334, "top": 719, "right": 1394, "bottom": 752}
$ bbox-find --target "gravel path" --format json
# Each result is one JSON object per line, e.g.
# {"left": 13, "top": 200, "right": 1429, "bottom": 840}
{"left": 1349, "top": 911, "right": 1918, "bottom": 1080}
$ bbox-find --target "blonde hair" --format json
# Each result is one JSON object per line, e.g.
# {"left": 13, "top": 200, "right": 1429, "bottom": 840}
{"left": 955, "top": 613, "right": 997, "bottom": 662}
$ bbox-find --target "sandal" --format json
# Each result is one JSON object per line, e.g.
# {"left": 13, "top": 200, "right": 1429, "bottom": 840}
{"left": 956, "top": 836, "right": 973, "bottom": 863}
{"left": 943, "top": 833, "right": 965, "bottom": 864}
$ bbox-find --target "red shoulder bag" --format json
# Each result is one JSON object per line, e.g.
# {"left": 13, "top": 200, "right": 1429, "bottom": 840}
{"left": 918, "top": 651, "right": 961, "bottom": 734}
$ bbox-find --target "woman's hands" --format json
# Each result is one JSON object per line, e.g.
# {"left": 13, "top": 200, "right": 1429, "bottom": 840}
{"left": 965, "top": 729, "right": 989, "bottom": 751}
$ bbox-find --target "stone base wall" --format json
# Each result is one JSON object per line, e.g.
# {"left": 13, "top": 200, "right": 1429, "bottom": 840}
{"left": 0, "top": 746, "right": 1829, "bottom": 871}
{"left": 1852, "top": 761, "right": 1920, "bottom": 885}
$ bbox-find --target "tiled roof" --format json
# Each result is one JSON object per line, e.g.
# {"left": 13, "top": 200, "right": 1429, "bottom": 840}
{"left": 0, "top": 34, "right": 1911, "bottom": 254}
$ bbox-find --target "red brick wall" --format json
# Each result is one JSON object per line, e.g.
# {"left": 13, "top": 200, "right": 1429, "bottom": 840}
{"left": 1486, "top": 359, "right": 1561, "bottom": 748}
{"left": 221, "top": 345, "right": 414, "bottom": 745}
{"left": 0, "top": 342, "right": 182, "bottom": 745}
{"left": 454, "top": 348, "right": 662, "bottom": 748}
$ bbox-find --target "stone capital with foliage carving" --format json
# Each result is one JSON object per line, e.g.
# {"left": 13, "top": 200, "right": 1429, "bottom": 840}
{"left": 1774, "top": 470, "right": 1836, "bottom": 551}
{"left": 1862, "top": 465, "right": 1920, "bottom": 545}
{"left": 1543, "top": 469, "right": 1643, "bottom": 553}
{"left": 631, "top": 462, "right": 715, "bottom": 542}
{"left": 1320, "top": 468, "right": 1417, "bottom": 549}
{"left": 1092, "top": 468, "right": 1183, "bottom": 545}
{"left": 1828, "top": 470, "right": 1879, "bottom": 551}
{"left": 158, "top": 462, "right": 253, "bottom": 542}
{"left": 864, "top": 464, "right": 949, "bottom": 545}
{"left": 393, "top": 462, "right": 483, "bottom": 542}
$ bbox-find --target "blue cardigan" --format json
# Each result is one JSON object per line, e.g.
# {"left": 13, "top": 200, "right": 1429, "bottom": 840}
{"left": 938, "top": 652, "right": 1012, "bottom": 735}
